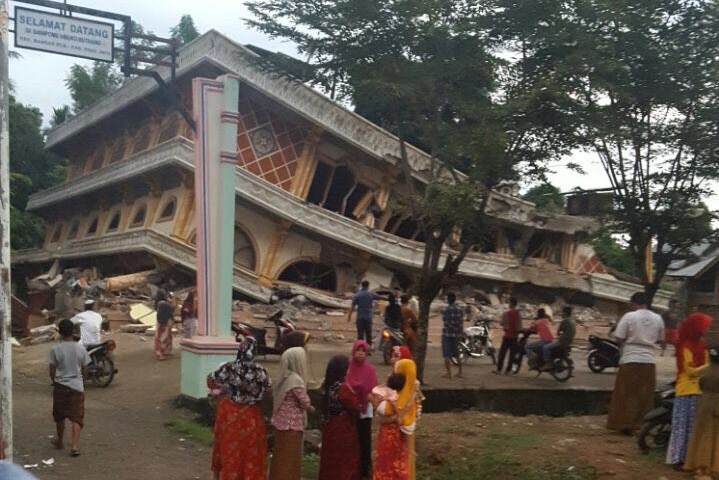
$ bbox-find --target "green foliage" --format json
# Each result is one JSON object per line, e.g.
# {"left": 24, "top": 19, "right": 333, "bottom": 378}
{"left": 170, "top": 15, "right": 200, "bottom": 44}
{"left": 50, "top": 105, "right": 71, "bottom": 127}
{"left": 65, "top": 62, "right": 121, "bottom": 113}
{"left": 164, "top": 418, "right": 214, "bottom": 446}
{"left": 523, "top": 183, "right": 565, "bottom": 213}
{"left": 591, "top": 232, "right": 638, "bottom": 278}
{"left": 9, "top": 96, "right": 65, "bottom": 249}
{"left": 495, "top": 0, "right": 719, "bottom": 302}
{"left": 418, "top": 430, "right": 598, "bottom": 480}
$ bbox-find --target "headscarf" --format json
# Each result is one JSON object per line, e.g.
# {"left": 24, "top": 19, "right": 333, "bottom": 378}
{"left": 323, "top": 354, "right": 350, "bottom": 416}
{"left": 345, "top": 340, "right": 377, "bottom": 412}
{"left": 206, "top": 336, "right": 271, "bottom": 405}
{"left": 273, "top": 346, "right": 308, "bottom": 413}
{"left": 677, "top": 313, "right": 712, "bottom": 373}
{"left": 394, "top": 359, "right": 419, "bottom": 432}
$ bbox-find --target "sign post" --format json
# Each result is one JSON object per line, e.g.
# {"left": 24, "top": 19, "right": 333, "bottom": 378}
{"left": 0, "top": 0, "right": 11, "bottom": 461}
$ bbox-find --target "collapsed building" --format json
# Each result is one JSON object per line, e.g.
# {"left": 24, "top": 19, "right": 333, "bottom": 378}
{"left": 11, "top": 30, "right": 670, "bottom": 317}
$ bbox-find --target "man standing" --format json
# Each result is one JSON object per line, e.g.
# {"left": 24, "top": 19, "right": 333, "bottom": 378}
{"left": 70, "top": 299, "right": 103, "bottom": 347}
{"left": 347, "top": 280, "right": 383, "bottom": 344}
{"left": 49, "top": 319, "right": 91, "bottom": 457}
{"left": 661, "top": 299, "right": 680, "bottom": 356}
{"left": 442, "top": 292, "right": 464, "bottom": 379}
{"left": 494, "top": 297, "right": 522, "bottom": 375}
{"left": 607, "top": 292, "right": 664, "bottom": 434}
{"left": 541, "top": 306, "right": 576, "bottom": 370}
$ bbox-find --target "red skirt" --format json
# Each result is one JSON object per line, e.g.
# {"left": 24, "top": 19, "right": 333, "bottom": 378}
{"left": 319, "top": 413, "right": 360, "bottom": 480}
{"left": 211, "top": 397, "right": 267, "bottom": 480}
{"left": 373, "top": 423, "right": 409, "bottom": 480}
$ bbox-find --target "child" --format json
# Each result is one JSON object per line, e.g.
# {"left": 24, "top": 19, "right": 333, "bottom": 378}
{"left": 684, "top": 346, "right": 719, "bottom": 479}
{"left": 372, "top": 373, "right": 408, "bottom": 480}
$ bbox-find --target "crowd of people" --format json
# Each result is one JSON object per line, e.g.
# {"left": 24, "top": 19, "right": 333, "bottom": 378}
{"left": 207, "top": 335, "right": 422, "bottom": 480}
{"left": 49, "top": 280, "right": 719, "bottom": 480}
{"left": 607, "top": 291, "right": 719, "bottom": 479}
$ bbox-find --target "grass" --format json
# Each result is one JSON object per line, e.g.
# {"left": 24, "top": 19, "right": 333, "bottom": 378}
{"left": 418, "top": 429, "right": 599, "bottom": 480}
{"left": 301, "top": 453, "right": 321, "bottom": 479}
{"left": 165, "top": 418, "right": 214, "bottom": 447}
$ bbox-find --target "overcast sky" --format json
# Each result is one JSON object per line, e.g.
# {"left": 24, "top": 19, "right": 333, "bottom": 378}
{"left": 9, "top": 0, "right": 708, "bottom": 206}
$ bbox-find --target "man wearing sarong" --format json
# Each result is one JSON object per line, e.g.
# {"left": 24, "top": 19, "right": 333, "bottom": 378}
{"left": 607, "top": 292, "right": 664, "bottom": 434}
{"left": 49, "top": 319, "right": 91, "bottom": 457}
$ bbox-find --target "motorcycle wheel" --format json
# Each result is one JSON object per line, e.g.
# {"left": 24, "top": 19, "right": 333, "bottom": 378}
{"left": 486, "top": 341, "right": 497, "bottom": 365}
{"left": 90, "top": 356, "right": 115, "bottom": 388}
{"left": 451, "top": 341, "right": 470, "bottom": 365}
{"left": 637, "top": 417, "right": 672, "bottom": 453}
{"left": 587, "top": 350, "right": 607, "bottom": 373}
{"left": 550, "top": 358, "right": 573, "bottom": 382}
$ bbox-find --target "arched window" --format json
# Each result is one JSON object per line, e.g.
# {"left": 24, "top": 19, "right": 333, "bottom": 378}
{"left": 157, "top": 197, "right": 177, "bottom": 222}
{"left": 278, "top": 260, "right": 337, "bottom": 292}
{"left": 234, "top": 226, "right": 257, "bottom": 271}
{"left": 49, "top": 224, "right": 63, "bottom": 243}
{"left": 86, "top": 216, "right": 99, "bottom": 236}
{"left": 67, "top": 221, "right": 80, "bottom": 240}
{"left": 130, "top": 204, "right": 147, "bottom": 228}
{"left": 106, "top": 210, "right": 121, "bottom": 232}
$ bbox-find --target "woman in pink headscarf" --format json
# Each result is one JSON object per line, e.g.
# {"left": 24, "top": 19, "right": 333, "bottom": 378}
{"left": 346, "top": 340, "right": 377, "bottom": 479}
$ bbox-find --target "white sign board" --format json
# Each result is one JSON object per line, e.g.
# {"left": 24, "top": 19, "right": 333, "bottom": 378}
{"left": 14, "top": 7, "right": 114, "bottom": 62}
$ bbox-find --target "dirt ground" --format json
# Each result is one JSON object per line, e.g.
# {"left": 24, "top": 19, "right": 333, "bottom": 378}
{"left": 10, "top": 329, "right": 682, "bottom": 479}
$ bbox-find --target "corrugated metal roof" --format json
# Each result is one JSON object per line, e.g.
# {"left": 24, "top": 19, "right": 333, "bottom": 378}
{"left": 669, "top": 254, "right": 719, "bottom": 278}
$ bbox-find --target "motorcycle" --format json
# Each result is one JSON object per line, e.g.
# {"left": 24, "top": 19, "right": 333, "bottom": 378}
{"left": 586, "top": 334, "right": 620, "bottom": 373}
{"left": 512, "top": 329, "right": 573, "bottom": 382}
{"left": 85, "top": 340, "right": 117, "bottom": 388}
{"left": 380, "top": 326, "right": 404, "bottom": 365}
{"left": 232, "top": 310, "right": 299, "bottom": 356}
{"left": 638, "top": 383, "right": 675, "bottom": 453}
{"left": 451, "top": 318, "right": 496, "bottom": 366}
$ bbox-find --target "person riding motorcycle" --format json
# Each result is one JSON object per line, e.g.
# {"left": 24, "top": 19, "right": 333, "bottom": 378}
{"left": 525, "top": 308, "right": 554, "bottom": 366}
{"left": 540, "top": 306, "right": 576, "bottom": 371}
{"left": 70, "top": 299, "right": 103, "bottom": 347}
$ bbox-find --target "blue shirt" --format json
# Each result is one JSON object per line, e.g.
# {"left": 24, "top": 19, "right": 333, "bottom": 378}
{"left": 352, "top": 288, "right": 382, "bottom": 321}
{"left": 442, "top": 303, "right": 464, "bottom": 338}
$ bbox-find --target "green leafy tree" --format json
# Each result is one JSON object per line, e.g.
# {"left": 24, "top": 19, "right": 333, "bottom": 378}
{"left": 170, "top": 15, "right": 200, "bottom": 45}
{"left": 591, "top": 231, "right": 638, "bottom": 279}
{"left": 246, "top": 0, "right": 571, "bottom": 379}
{"left": 50, "top": 105, "right": 71, "bottom": 127}
{"left": 65, "top": 62, "right": 121, "bottom": 113}
{"left": 9, "top": 96, "right": 66, "bottom": 249}
{"left": 496, "top": 0, "right": 719, "bottom": 304}
{"left": 523, "top": 183, "right": 565, "bottom": 213}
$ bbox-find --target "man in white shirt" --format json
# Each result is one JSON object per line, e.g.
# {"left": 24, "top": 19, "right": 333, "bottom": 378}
{"left": 70, "top": 300, "right": 104, "bottom": 347}
{"left": 607, "top": 292, "right": 664, "bottom": 434}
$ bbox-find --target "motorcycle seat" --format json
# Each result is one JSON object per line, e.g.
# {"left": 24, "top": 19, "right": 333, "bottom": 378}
{"left": 85, "top": 340, "right": 112, "bottom": 350}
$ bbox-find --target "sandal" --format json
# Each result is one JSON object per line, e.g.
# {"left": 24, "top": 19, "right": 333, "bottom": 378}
{"left": 50, "top": 438, "right": 63, "bottom": 450}
{"left": 70, "top": 450, "right": 81, "bottom": 457}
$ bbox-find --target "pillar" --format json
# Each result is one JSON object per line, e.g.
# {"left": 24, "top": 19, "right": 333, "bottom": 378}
{"left": 180, "top": 75, "right": 242, "bottom": 399}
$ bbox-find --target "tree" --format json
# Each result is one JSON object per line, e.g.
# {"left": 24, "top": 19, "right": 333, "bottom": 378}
{"left": 523, "top": 183, "right": 565, "bottom": 213}
{"left": 170, "top": 15, "right": 200, "bottom": 45}
{"left": 50, "top": 105, "right": 71, "bottom": 127}
{"left": 246, "top": 0, "right": 570, "bottom": 380}
{"left": 496, "top": 0, "right": 719, "bottom": 304}
{"left": 9, "top": 96, "right": 66, "bottom": 249}
{"left": 64, "top": 62, "right": 121, "bottom": 113}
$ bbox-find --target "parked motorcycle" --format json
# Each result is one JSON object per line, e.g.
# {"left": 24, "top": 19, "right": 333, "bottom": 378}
{"left": 380, "top": 326, "right": 404, "bottom": 365}
{"left": 638, "top": 383, "right": 675, "bottom": 453}
{"left": 85, "top": 340, "right": 117, "bottom": 388}
{"left": 512, "top": 329, "right": 573, "bottom": 382}
{"left": 232, "top": 310, "right": 300, "bottom": 356}
{"left": 451, "top": 318, "right": 496, "bottom": 365}
{"left": 587, "top": 334, "right": 620, "bottom": 373}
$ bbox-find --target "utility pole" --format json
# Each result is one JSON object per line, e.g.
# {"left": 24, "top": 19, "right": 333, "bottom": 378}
{"left": 0, "top": 0, "right": 11, "bottom": 462}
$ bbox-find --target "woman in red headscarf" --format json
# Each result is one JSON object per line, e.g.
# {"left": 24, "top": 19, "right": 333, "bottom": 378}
{"left": 666, "top": 312, "right": 712, "bottom": 468}
{"left": 346, "top": 340, "right": 377, "bottom": 479}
